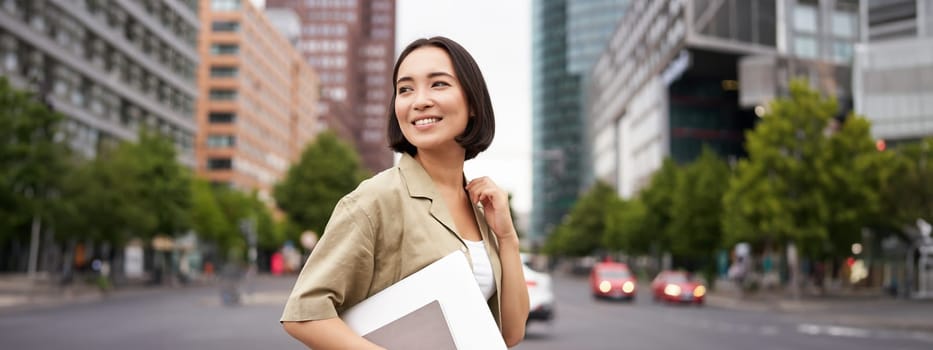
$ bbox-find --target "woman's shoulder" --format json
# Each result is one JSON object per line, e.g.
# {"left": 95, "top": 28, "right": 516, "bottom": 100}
{"left": 342, "top": 165, "right": 406, "bottom": 208}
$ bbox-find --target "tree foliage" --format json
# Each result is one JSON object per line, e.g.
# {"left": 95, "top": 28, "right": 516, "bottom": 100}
{"left": 668, "top": 147, "right": 731, "bottom": 260}
{"left": 58, "top": 131, "right": 191, "bottom": 245}
{"left": 274, "top": 131, "right": 367, "bottom": 237}
{"left": 57, "top": 152, "right": 154, "bottom": 245}
{"left": 638, "top": 158, "right": 680, "bottom": 253}
{"left": 189, "top": 179, "right": 230, "bottom": 245}
{"left": 132, "top": 131, "right": 192, "bottom": 237}
{"left": 874, "top": 137, "right": 933, "bottom": 234}
{"left": 0, "top": 77, "right": 71, "bottom": 244}
{"left": 723, "top": 80, "right": 881, "bottom": 258}
{"left": 206, "top": 187, "right": 284, "bottom": 257}
{"left": 603, "top": 197, "right": 649, "bottom": 254}
{"left": 543, "top": 181, "right": 620, "bottom": 256}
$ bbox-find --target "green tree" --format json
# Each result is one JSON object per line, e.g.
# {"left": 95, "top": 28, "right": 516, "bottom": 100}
{"left": 669, "top": 147, "right": 731, "bottom": 261}
{"left": 638, "top": 158, "right": 680, "bottom": 253}
{"left": 212, "top": 187, "right": 250, "bottom": 257}
{"left": 0, "top": 78, "right": 71, "bottom": 264}
{"left": 249, "top": 196, "right": 284, "bottom": 251}
{"left": 132, "top": 131, "right": 192, "bottom": 238}
{"left": 57, "top": 131, "right": 191, "bottom": 247}
{"left": 543, "top": 181, "right": 620, "bottom": 256}
{"left": 274, "top": 132, "right": 367, "bottom": 237}
{"left": 723, "top": 80, "right": 881, "bottom": 258}
{"left": 603, "top": 197, "right": 649, "bottom": 254}
{"left": 57, "top": 152, "right": 156, "bottom": 246}
{"left": 874, "top": 138, "right": 933, "bottom": 234}
{"left": 820, "top": 115, "right": 886, "bottom": 253}
{"left": 666, "top": 147, "right": 731, "bottom": 286}
{"left": 189, "top": 179, "right": 230, "bottom": 244}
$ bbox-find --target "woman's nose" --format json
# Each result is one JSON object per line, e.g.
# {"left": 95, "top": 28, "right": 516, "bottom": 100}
{"left": 413, "top": 93, "right": 433, "bottom": 110}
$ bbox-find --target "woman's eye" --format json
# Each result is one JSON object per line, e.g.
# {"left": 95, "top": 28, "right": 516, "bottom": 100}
{"left": 397, "top": 86, "right": 412, "bottom": 94}
{"left": 432, "top": 81, "right": 450, "bottom": 88}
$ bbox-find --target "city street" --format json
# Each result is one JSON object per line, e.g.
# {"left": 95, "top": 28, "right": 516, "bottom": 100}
{"left": 518, "top": 273, "right": 933, "bottom": 350}
{"left": 1, "top": 273, "right": 932, "bottom": 350}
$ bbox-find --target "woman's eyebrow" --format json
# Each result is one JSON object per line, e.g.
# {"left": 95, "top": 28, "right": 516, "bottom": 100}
{"left": 396, "top": 71, "right": 455, "bottom": 85}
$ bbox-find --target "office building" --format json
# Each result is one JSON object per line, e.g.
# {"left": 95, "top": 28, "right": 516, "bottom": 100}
{"left": 266, "top": 0, "right": 396, "bottom": 173}
{"left": 0, "top": 0, "right": 200, "bottom": 164}
{"left": 853, "top": 0, "right": 933, "bottom": 144}
{"left": 531, "top": 0, "right": 629, "bottom": 241}
{"left": 589, "top": 0, "right": 859, "bottom": 199}
{"left": 198, "top": 0, "right": 319, "bottom": 200}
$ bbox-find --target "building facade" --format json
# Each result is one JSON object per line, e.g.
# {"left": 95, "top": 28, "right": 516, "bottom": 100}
{"left": 853, "top": 0, "right": 933, "bottom": 143}
{"left": 589, "top": 0, "right": 859, "bottom": 199}
{"left": 531, "top": 0, "right": 628, "bottom": 242}
{"left": 197, "top": 0, "right": 318, "bottom": 200}
{"left": 266, "top": 0, "right": 395, "bottom": 173}
{"left": 0, "top": 0, "right": 199, "bottom": 164}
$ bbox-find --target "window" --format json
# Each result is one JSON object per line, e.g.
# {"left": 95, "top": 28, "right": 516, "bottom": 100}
{"left": 794, "top": 37, "right": 818, "bottom": 58}
{"left": 832, "top": 41, "right": 852, "bottom": 62}
{"left": 207, "top": 157, "right": 232, "bottom": 170}
{"left": 329, "top": 87, "right": 346, "bottom": 101}
{"left": 3, "top": 52, "right": 17, "bottom": 71}
{"left": 211, "top": 21, "right": 240, "bottom": 32}
{"left": 210, "top": 66, "right": 237, "bottom": 77}
{"left": 211, "top": 0, "right": 240, "bottom": 11}
{"left": 793, "top": 5, "right": 817, "bottom": 33}
{"left": 209, "top": 89, "right": 236, "bottom": 100}
{"left": 832, "top": 11, "right": 856, "bottom": 38}
{"left": 207, "top": 134, "right": 235, "bottom": 147}
{"left": 210, "top": 43, "right": 239, "bottom": 55}
{"left": 208, "top": 112, "right": 236, "bottom": 123}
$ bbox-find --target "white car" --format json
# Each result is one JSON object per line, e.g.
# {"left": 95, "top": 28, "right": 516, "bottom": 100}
{"left": 521, "top": 254, "right": 555, "bottom": 323}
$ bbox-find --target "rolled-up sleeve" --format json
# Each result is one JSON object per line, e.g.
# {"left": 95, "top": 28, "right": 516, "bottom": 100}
{"left": 280, "top": 194, "right": 375, "bottom": 322}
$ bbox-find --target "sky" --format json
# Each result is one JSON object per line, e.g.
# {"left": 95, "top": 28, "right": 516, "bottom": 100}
{"left": 396, "top": 0, "right": 534, "bottom": 214}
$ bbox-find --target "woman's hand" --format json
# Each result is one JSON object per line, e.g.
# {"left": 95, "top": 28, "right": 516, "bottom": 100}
{"left": 465, "top": 177, "right": 517, "bottom": 243}
{"left": 467, "top": 177, "right": 528, "bottom": 347}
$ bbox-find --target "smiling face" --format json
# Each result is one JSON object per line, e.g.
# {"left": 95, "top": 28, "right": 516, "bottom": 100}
{"left": 393, "top": 46, "right": 471, "bottom": 157}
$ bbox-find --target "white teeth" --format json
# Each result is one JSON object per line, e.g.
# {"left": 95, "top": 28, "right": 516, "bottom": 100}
{"left": 414, "top": 118, "right": 440, "bottom": 126}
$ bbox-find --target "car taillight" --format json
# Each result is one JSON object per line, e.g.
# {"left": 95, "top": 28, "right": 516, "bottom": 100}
{"left": 526, "top": 280, "right": 537, "bottom": 287}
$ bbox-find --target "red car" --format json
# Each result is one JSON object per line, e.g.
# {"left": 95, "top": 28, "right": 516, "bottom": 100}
{"left": 651, "top": 270, "right": 706, "bottom": 305}
{"left": 590, "top": 262, "right": 637, "bottom": 301}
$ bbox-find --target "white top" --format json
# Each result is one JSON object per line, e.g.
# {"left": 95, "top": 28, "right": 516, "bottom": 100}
{"left": 464, "top": 239, "right": 496, "bottom": 300}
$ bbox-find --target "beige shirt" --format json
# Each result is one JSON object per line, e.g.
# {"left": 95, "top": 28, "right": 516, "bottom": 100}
{"left": 280, "top": 153, "right": 503, "bottom": 328}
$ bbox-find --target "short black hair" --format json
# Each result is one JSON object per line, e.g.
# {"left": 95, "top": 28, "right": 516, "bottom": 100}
{"left": 387, "top": 36, "right": 495, "bottom": 160}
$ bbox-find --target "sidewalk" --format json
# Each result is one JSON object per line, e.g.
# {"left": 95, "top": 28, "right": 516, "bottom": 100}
{"left": 706, "top": 281, "right": 933, "bottom": 333}
{"left": 0, "top": 272, "right": 210, "bottom": 314}
{"left": 0, "top": 273, "right": 106, "bottom": 313}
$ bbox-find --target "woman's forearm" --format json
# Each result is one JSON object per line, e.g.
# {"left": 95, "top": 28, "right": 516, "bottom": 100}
{"left": 283, "top": 318, "right": 386, "bottom": 350}
{"left": 496, "top": 235, "right": 530, "bottom": 347}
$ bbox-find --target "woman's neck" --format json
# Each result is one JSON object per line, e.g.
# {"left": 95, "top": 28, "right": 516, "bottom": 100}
{"left": 414, "top": 149, "right": 465, "bottom": 191}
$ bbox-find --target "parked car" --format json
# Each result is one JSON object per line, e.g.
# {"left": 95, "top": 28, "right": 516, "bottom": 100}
{"left": 589, "top": 261, "right": 637, "bottom": 301}
{"left": 522, "top": 254, "right": 555, "bottom": 323}
{"left": 650, "top": 270, "right": 706, "bottom": 305}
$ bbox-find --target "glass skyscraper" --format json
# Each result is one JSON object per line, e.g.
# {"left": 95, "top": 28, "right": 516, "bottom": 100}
{"left": 531, "top": 0, "right": 628, "bottom": 242}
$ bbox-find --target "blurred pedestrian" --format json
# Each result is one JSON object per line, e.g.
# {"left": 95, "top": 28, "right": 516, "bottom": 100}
{"left": 280, "top": 36, "right": 529, "bottom": 349}
{"left": 270, "top": 251, "right": 284, "bottom": 276}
